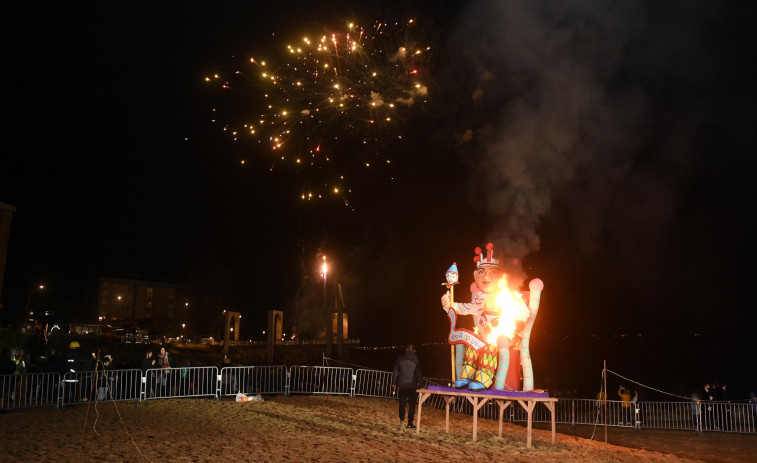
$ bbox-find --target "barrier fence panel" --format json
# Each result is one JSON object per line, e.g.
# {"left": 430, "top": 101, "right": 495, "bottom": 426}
{"left": 247, "top": 365, "right": 287, "bottom": 395}
{"left": 730, "top": 403, "right": 757, "bottom": 434}
{"left": 92, "top": 368, "right": 142, "bottom": 402}
{"left": 639, "top": 401, "right": 693, "bottom": 430}
{"left": 637, "top": 401, "right": 757, "bottom": 434}
{"left": 702, "top": 401, "right": 735, "bottom": 433}
{"left": 316, "top": 367, "right": 353, "bottom": 395}
{"left": 219, "top": 366, "right": 258, "bottom": 397}
{"left": 353, "top": 369, "right": 394, "bottom": 398}
{"left": 145, "top": 366, "right": 219, "bottom": 401}
{"left": 0, "top": 372, "right": 59, "bottom": 410}
{"left": 288, "top": 366, "right": 320, "bottom": 394}
{"left": 564, "top": 399, "right": 599, "bottom": 426}
{"left": 289, "top": 366, "right": 353, "bottom": 395}
{"left": 60, "top": 371, "right": 97, "bottom": 406}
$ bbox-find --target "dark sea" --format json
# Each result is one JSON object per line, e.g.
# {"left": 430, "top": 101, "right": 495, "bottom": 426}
{"left": 343, "top": 332, "right": 754, "bottom": 402}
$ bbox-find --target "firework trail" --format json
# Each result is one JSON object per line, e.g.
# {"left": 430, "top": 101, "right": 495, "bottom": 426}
{"left": 206, "top": 18, "right": 430, "bottom": 208}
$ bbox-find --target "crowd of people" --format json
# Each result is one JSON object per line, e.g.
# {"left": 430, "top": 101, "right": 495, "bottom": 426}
{"left": 0, "top": 341, "right": 206, "bottom": 405}
{"left": 692, "top": 381, "right": 738, "bottom": 431}
{"left": 593, "top": 385, "right": 642, "bottom": 428}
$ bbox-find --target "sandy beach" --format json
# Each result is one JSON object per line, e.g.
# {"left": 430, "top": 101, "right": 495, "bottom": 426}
{"left": 1, "top": 395, "right": 754, "bottom": 462}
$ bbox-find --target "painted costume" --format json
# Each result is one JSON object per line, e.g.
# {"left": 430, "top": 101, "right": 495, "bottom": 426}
{"left": 444, "top": 243, "right": 542, "bottom": 392}
{"left": 449, "top": 286, "right": 529, "bottom": 390}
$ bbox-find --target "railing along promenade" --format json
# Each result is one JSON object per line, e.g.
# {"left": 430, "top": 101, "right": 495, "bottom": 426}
{"left": 2, "top": 368, "right": 754, "bottom": 434}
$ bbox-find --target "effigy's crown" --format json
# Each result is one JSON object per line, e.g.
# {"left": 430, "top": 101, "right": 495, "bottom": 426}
{"left": 474, "top": 242, "right": 501, "bottom": 268}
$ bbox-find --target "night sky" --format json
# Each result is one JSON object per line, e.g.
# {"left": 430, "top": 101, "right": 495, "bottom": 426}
{"left": 3, "top": 1, "right": 756, "bottom": 354}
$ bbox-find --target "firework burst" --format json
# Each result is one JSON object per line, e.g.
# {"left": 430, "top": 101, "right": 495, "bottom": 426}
{"left": 206, "top": 18, "right": 430, "bottom": 208}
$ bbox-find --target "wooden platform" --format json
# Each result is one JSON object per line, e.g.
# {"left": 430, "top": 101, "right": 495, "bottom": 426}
{"left": 415, "top": 386, "right": 558, "bottom": 448}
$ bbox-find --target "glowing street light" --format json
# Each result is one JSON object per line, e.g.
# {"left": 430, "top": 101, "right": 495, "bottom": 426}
{"left": 320, "top": 254, "right": 332, "bottom": 357}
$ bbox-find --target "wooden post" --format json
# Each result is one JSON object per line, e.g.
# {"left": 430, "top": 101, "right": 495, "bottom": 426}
{"left": 449, "top": 285, "right": 456, "bottom": 381}
{"left": 518, "top": 399, "right": 536, "bottom": 448}
{"left": 444, "top": 396, "right": 455, "bottom": 433}
{"left": 416, "top": 390, "right": 432, "bottom": 434}
{"left": 545, "top": 401, "right": 557, "bottom": 443}
{"left": 604, "top": 360, "right": 608, "bottom": 444}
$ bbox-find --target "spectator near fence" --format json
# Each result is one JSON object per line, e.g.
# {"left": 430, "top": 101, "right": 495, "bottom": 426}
{"left": 392, "top": 344, "right": 422, "bottom": 430}
{"left": 631, "top": 389, "right": 642, "bottom": 430}
{"left": 12, "top": 349, "right": 25, "bottom": 375}
{"left": 9, "top": 349, "right": 26, "bottom": 402}
{"left": 179, "top": 359, "right": 192, "bottom": 395}
{"left": 157, "top": 347, "right": 175, "bottom": 396}
{"left": 720, "top": 383, "right": 732, "bottom": 431}
{"left": 140, "top": 350, "right": 156, "bottom": 398}
{"left": 220, "top": 355, "right": 237, "bottom": 394}
{"left": 96, "top": 355, "right": 115, "bottom": 400}
{"left": 81, "top": 352, "right": 96, "bottom": 402}
{"left": 702, "top": 383, "right": 714, "bottom": 430}
{"left": 690, "top": 390, "right": 702, "bottom": 434}
{"left": 617, "top": 386, "right": 631, "bottom": 426}
{"left": 0, "top": 347, "right": 15, "bottom": 408}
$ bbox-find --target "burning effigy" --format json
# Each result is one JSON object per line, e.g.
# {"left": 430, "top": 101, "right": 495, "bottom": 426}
{"left": 441, "top": 243, "right": 544, "bottom": 392}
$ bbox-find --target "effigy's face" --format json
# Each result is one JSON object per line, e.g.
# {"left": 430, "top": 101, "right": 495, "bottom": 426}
{"left": 445, "top": 271, "right": 459, "bottom": 285}
{"left": 474, "top": 266, "right": 503, "bottom": 293}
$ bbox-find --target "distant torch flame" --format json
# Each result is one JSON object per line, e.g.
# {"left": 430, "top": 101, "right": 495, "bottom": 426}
{"left": 484, "top": 276, "right": 530, "bottom": 344}
{"left": 321, "top": 256, "right": 328, "bottom": 279}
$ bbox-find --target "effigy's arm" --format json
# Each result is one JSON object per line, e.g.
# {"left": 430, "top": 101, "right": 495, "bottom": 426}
{"left": 446, "top": 307, "right": 488, "bottom": 351}
{"left": 520, "top": 278, "right": 543, "bottom": 391}
{"left": 442, "top": 290, "right": 482, "bottom": 380}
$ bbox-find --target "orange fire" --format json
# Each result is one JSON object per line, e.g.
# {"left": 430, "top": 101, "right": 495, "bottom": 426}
{"left": 484, "top": 275, "right": 531, "bottom": 344}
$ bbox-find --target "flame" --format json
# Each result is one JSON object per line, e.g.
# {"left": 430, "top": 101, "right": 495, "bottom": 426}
{"left": 484, "top": 275, "right": 530, "bottom": 344}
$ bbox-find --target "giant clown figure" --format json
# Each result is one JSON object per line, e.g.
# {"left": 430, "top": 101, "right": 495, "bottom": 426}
{"left": 442, "top": 243, "right": 543, "bottom": 392}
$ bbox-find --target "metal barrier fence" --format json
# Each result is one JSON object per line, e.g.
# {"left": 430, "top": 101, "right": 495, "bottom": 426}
{"left": 143, "top": 366, "right": 219, "bottom": 401}
{"left": 59, "top": 369, "right": 143, "bottom": 406}
{"left": 289, "top": 366, "right": 353, "bottom": 395}
{"left": 218, "top": 366, "right": 287, "bottom": 397}
{"left": 353, "top": 369, "right": 394, "bottom": 398}
{"left": 4, "top": 368, "right": 756, "bottom": 435}
{"left": 0, "top": 372, "right": 59, "bottom": 409}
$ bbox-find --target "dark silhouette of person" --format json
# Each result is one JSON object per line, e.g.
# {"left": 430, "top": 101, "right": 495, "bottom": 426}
{"left": 392, "top": 344, "right": 423, "bottom": 429}
{"left": 140, "top": 350, "right": 156, "bottom": 398}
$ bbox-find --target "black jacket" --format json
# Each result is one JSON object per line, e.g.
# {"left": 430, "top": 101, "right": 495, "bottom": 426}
{"left": 140, "top": 356, "right": 156, "bottom": 373}
{"left": 392, "top": 351, "right": 422, "bottom": 389}
{"left": 65, "top": 349, "right": 84, "bottom": 374}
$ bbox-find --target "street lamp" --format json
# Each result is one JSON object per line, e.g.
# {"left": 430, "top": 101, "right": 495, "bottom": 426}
{"left": 321, "top": 255, "right": 331, "bottom": 356}
{"left": 181, "top": 323, "right": 186, "bottom": 339}
{"left": 26, "top": 284, "right": 45, "bottom": 316}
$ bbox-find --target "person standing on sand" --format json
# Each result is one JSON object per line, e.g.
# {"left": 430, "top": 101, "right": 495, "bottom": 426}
{"left": 157, "top": 347, "right": 174, "bottom": 396}
{"left": 140, "top": 350, "right": 156, "bottom": 397}
{"left": 0, "top": 347, "right": 15, "bottom": 408}
{"left": 618, "top": 385, "right": 631, "bottom": 426}
{"left": 392, "top": 344, "right": 423, "bottom": 429}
